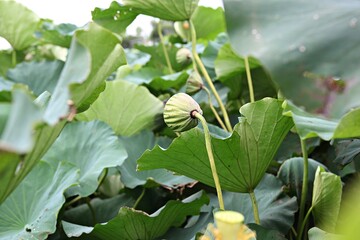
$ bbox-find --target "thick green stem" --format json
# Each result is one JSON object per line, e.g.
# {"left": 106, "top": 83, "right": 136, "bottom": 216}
{"left": 190, "top": 20, "right": 232, "bottom": 132}
{"left": 133, "top": 187, "right": 146, "bottom": 209}
{"left": 194, "top": 112, "right": 224, "bottom": 210}
{"left": 297, "top": 138, "right": 309, "bottom": 240}
{"left": 249, "top": 190, "right": 260, "bottom": 224}
{"left": 297, "top": 206, "right": 313, "bottom": 240}
{"left": 244, "top": 56, "right": 255, "bottom": 103}
{"left": 158, "top": 22, "right": 173, "bottom": 74}
{"left": 203, "top": 87, "right": 227, "bottom": 131}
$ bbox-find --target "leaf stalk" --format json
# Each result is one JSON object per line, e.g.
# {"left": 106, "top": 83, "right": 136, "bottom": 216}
{"left": 249, "top": 190, "right": 260, "bottom": 224}
{"left": 297, "top": 138, "right": 309, "bottom": 240}
{"left": 158, "top": 22, "right": 174, "bottom": 74}
{"left": 193, "top": 111, "right": 224, "bottom": 210}
{"left": 244, "top": 56, "right": 255, "bottom": 103}
{"left": 190, "top": 20, "right": 232, "bottom": 132}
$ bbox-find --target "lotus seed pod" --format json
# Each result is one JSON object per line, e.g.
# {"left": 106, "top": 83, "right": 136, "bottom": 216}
{"left": 164, "top": 93, "right": 202, "bottom": 132}
{"left": 176, "top": 48, "right": 192, "bottom": 65}
{"left": 214, "top": 211, "right": 244, "bottom": 240}
{"left": 186, "top": 71, "right": 203, "bottom": 95}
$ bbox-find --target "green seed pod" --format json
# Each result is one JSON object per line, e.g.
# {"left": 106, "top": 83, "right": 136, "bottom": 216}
{"left": 176, "top": 48, "right": 192, "bottom": 65}
{"left": 164, "top": 93, "right": 202, "bottom": 132}
{"left": 186, "top": 71, "right": 203, "bottom": 95}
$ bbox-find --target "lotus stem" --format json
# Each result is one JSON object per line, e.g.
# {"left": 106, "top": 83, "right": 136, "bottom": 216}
{"left": 193, "top": 111, "right": 224, "bottom": 210}
{"left": 297, "top": 138, "right": 309, "bottom": 240}
{"left": 249, "top": 190, "right": 260, "bottom": 224}
{"left": 158, "top": 21, "right": 173, "bottom": 74}
{"left": 190, "top": 20, "right": 232, "bottom": 132}
{"left": 244, "top": 56, "right": 255, "bottom": 103}
{"left": 203, "top": 87, "right": 227, "bottom": 131}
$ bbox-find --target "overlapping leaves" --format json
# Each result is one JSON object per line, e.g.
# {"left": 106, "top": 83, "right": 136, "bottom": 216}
{"left": 138, "top": 98, "right": 293, "bottom": 193}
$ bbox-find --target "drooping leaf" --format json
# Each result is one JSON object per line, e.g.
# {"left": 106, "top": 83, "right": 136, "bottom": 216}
{"left": 123, "top": 0, "right": 199, "bottom": 21}
{"left": 44, "top": 23, "right": 126, "bottom": 124}
{"left": 7, "top": 60, "right": 64, "bottom": 96}
{"left": 191, "top": 7, "right": 226, "bottom": 40}
{"left": 283, "top": 101, "right": 360, "bottom": 140}
{"left": 43, "top": 121, "right": 127, "bottom": 197}
{"left": 311, "top": 167, "right": 342, "bottom": 232}
{"left": 277, "top": 157, "right": 327, "bottom": 203}
{"left": 64, "top": 191, "right": 209, "bottom": 240}
{"left": 0, "top": 87, "right": 42, "bottom": 153}
{"left": 63, "top": 194, "right": 136, "bottom": 226}
{"left": 118, "top": 131, "right": 193, "bottom": 188}
{"left": 76, "top": 80, "right": 163, "bottom": 137}
{"left": 224, "top": 0, "right": 360, "bottom": 117}
{"left": 0, "top": 0, "right": 39, "bottom": 50}
{"left": 222, "top": 174, "right": 298, "bottom": 234}
{"left": 138, "top": 98, "right": 293, "bottom": 193}
{"left": 0, "top": 161, "right": 78, "bottom": 240}
{"left": 92, "top": 1, "right": 138, "bottom": 35}
{"left": 308, "top": 227, "right": 342, "bottom": 240}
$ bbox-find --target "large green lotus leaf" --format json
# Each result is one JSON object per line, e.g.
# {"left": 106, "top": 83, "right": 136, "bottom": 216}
{"left": 63, "top": 191, "right": 208, "bottom": 240}
{"left": 221, "top": 174, "right": 298, "bottom": 234}
{"left": 191, "top": 7, "right": 226, "bottom": 40}
{"left": 44, "top": 23, "right": 126, "bottom": 124}
{"left": 278, "top": 158, "right": 327, "bottom": 203}
{"left": 118, "top": 131, "right": 193, "bottom": 188}
{"left": 283, "top": 101, "right": 360, "bottom": 140}
{"left": 0, "top": 161, "right": 78, "bottom": 240}
{"left": 123, "top": 67, "right": 189, "bottom": 90}
{"left": 76, "top": 80, "right": 163, "bottom": 137}
{"left": 0, "top": 0, "right": 39, "bottom": 50}
{"left": 63, "top": 194, "right": 135, "bottom": 226}
{"left": 311, "top": 167, "right": 342, "bottom": 232}
{"left": 43, "top": 121, "right": 127, "bottom": 197}
{"left": 123, "top": 0, "right": 199, "bottom": 21}
{"left": 138, "top": 98, "right": 293, "bottom": 193}
{"left": 308, "top": 227, "right": 342, "bottom": 240}
{"left": 36, "top": 21, "right": 77, "bottom": 48}
{"left": 224, "top": 0, "right": 360, "bottom": 117}
{"left": 7, "top": 60, "right": 64, "bottom": 96}
{"left": 92, "top": 2, "right": 138, "bottom": 35}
